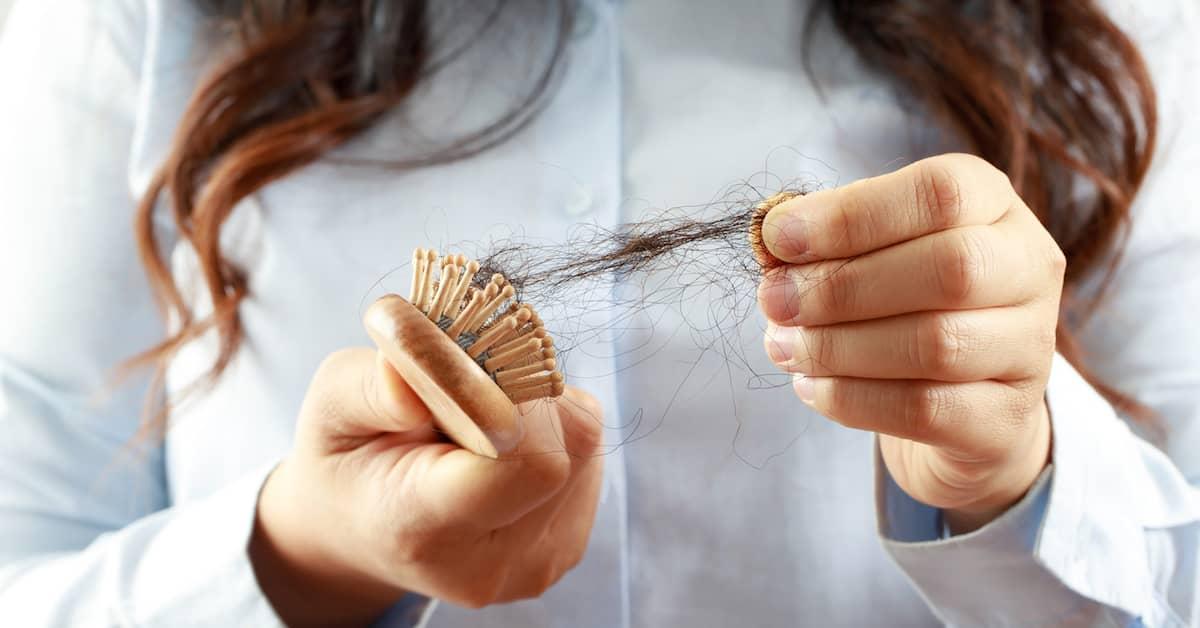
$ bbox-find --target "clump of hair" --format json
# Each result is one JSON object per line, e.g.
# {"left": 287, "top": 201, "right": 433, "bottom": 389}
{"left": 473, "top": 188, "right": 805, "bottom": 304}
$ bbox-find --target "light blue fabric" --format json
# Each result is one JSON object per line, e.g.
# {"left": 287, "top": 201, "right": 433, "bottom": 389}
{"left": 1, "top": 0, "right": 1198, "bottom": 626}
{"left": 880, "top": 355, "right": 1200, "bottom": 627}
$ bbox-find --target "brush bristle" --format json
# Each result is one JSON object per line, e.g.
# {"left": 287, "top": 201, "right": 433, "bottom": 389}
{"left": 408, "top": 248, "right": 563, "bottom": 403}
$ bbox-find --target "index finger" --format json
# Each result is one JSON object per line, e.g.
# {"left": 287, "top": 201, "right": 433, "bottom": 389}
{"left": 761, "top": 153, "right": 1019, "bottom": 263}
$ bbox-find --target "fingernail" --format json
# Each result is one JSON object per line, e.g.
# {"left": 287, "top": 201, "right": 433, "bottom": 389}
{"left": 793, "top": 374, "right": 815, "bottom": 403}
{"left": 762, "top": 204, "right": 810, "bottom": 261}
{"left": 757, "top": 269, "right": 799, "bottom": 324}
{"left": 764, "top": 322, "right": 799, "bottom": 364}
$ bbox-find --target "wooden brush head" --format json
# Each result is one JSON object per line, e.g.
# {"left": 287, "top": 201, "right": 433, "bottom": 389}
{"left": 363, "top": 249, "right": 564, "bottom": 457}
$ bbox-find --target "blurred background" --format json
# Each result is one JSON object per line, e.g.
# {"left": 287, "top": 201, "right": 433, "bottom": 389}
{"left": 0, "top": 1, "right": 11, "bottom": 29}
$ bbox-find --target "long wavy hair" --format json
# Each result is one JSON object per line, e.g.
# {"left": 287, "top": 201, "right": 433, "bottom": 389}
{"left": 129, "top": 0, "right": 1156, "bottom": 429}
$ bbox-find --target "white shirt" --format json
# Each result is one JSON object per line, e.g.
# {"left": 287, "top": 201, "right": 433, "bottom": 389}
{"left": 1, "top": 0, "right": 1198, "bottom": 626}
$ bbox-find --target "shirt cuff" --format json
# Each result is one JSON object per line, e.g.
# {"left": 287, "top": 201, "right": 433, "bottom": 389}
{"left": 877, "top": 453, "right": 1083, "bottom": 625}
{"left": 124, "top": 463, "right": 283, "bottom": 627}
{"left": 1034, "top": 354, "right": 1198, "bottom": 624}
{"left": 875, "top": 354, "right": 1200, "bottom": 627}
{"left": 141, "top": 463, "right": 437, "bottom": 628}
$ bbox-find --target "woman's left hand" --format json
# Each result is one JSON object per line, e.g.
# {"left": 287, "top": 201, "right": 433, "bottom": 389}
{"left": 757, "top": 153, "right": 1062, "bottom": 533}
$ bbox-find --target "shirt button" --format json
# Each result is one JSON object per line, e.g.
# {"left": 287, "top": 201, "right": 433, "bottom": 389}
{"left": 564, "top": 184, "right": 596, "bottom": 216}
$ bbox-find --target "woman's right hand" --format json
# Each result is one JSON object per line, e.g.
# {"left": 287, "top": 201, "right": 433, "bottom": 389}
{"left": 249, "top": 347, "right": 605, "bottom": 627}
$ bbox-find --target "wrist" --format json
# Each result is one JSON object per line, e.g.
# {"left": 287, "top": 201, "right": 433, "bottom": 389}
{"left": 250, "top": 459, "right": 406, "bottom": 627}
{"left": 943, "top": 400, "right": 1052, "bottom": 534}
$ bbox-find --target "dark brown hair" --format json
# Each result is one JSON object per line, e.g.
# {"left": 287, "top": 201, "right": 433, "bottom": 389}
{"left": 127, "top": 0, "right": 573, "bottom": 428}
{"left": 130, "top": 0, "right": 1156, "bottom": 426}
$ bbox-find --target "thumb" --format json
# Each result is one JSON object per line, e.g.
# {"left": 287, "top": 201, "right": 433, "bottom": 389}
{"left": 373, "top": 349, "right": 435, "bottom": 433}
{"left": 301, "top": 347, "right": 434, "bottom": 442}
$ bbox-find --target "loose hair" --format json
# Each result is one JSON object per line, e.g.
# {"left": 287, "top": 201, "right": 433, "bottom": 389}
{"left": 130, "top": 0, "right": 1156, "bottom": 429}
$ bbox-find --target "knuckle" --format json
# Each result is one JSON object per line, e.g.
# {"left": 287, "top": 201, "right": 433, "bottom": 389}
{"left": 1014, "top": 378, "right": 1048, "bottom": 416}
{"left": 948, "top": 152, "right": 1010, "bottom": 193}
{"left": 315, "top": 347, "right": 360, "bottom": 378}
{"left": 576, "top": 426, "right": 603, "bottom": 459}
{"left": 825, "top": 188, "right": 873, "bottom": 256}
{"left": 825, "top": 196, "right": 864, "bottom": 255}
{"left": 913, "top": 158, "right": 967, "bottom": 230}
{"left": 561, "top": 514, "right": 596, "bottom": 573}
{"left": 458, "top": 574, "right": 506, "bottom": 609}
{"left": 571, "top": 412, "right": 604, "bottom": 453}
{"left": 310, "top": 393, "right": 343, "bottom": 426}
{"left": 564, "top": 539, "right": 589, "bottom": 572}
{"left": 1002, "top": 383, "right": 1040, "bottom": 425}
{"left": 561, "top": 392, "right": 606, "bottom": 455}
{"left": 972, "top": 389, "right": 1032, "bottom": 459}
{"left": 521, "top": 451, "right": 572, "bottom": 496}
{"left": 501, "top": 555, "right": 563, "bottom": 602}
{"left": 536, "top": 559, "right": 565, "bottom": 596}
{"left": 904, "top": 384, "right": 955, "bottom": 436}
{"left": 309, "top": 388, "right": 352, "bottom": 431}
{"left": 389, "top": 520, "right": 470, "bottom": 566}
{"left": 385, "top": 509, "right": 463, "bottom": 564}
{"left": 1045, "top": 240, "right": 1067, "bottom": 280}
{"left": 822, "top": 379, "right": 857, "bottom": 426}
{"left": 1039, "top": 322, "right": 1058, "bottom": 356}
{"left": 483, "top": 569, "right": 511, "bottom": 607}
{"left": 570, "top": 391, "right": 604, "bottom": 423}
{"left": 389, "top": 528, "right": 439, "bottom": 564}
{"left": 932, "top": 230, "right": 988, "bottom": 305}
{"left": 916, "top": 314, "right": 969, "bottom": 377}
{"left": 1025, "top": 312, "right": 1059, "bottom": 363}
{"left": 815, "top": 263, "right": 858, "bottom": 318}
{"left": 308, "top": 348, "right": 368, "bottom": 421}
{"left": 972, "top": 155, "right": 1014, "bottom": 195}
{"left": 806, "top": 325, "right": 839, "bottom": 373}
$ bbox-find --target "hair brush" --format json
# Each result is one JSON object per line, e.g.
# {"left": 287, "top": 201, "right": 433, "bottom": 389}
{"left": 364, "top": 248, "right": 563, "bottom": 458}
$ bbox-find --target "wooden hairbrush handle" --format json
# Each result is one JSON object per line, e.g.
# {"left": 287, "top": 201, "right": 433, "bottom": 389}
{"left": 364, "top": 294, "right": 517, "bottom": 458}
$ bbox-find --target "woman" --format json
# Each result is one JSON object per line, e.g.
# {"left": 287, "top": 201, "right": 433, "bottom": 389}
{"left": 0, "top": 0, "right": 1196, "bottom": 626}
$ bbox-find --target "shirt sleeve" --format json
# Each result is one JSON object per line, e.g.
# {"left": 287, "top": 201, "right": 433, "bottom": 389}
{"left": 0, "top": 1, "right": 281, "bottom": 625}
{"left": 878, "top": 355, "right": 1200, "bottom": 627}
{"left": 875, "top": 2, "right": 1200, "bottom": 626}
